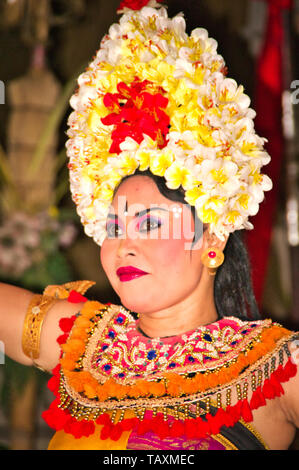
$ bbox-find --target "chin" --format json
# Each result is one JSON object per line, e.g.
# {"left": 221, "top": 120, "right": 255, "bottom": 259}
{"left": 118, "top": 291, "right": 158, "bottom": 315}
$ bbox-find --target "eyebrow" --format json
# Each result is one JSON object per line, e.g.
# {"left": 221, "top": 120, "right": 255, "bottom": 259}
{"left": 107, "top": 206, "right": 169, "bottom": 220}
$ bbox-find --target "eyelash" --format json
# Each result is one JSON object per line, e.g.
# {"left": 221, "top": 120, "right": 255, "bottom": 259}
{"left": 106, "top": 216, "right": 162, "bottom": 238}
{"left": 138, "top": 215, "right": 162, "bottom": 232}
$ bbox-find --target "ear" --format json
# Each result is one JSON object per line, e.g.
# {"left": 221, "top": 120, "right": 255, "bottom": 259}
{"left": 202, "top": 227, "right": 229, "bottom": 253}
{"left": 191, "top": 224, "right": 229, "bottom": 253}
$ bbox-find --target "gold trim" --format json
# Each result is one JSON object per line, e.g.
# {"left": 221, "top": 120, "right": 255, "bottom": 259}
{"left": 43, "top": 280, "right": 95, "bottom": 299}
{"left": 211, "top": 433, "right": 238, "bottom": 450}
{"left": 239, "top": 419, "right": 270, "bottom": 450}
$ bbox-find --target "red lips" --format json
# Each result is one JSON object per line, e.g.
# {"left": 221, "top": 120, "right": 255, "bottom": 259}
{"left": 116, "top": 266, "right": 149, "bottom": 282}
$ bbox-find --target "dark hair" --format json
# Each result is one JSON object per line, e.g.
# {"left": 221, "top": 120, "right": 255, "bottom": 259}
{"left": 116, "top": 169, "right": 260, "bottom": 321}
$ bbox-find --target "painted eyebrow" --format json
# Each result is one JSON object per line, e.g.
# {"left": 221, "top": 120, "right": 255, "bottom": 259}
{"left": 107, "top": 207, "right": 169, "bottom": 220}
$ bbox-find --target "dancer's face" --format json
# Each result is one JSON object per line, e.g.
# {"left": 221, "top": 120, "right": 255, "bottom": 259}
{"left": 100, "top": 175, "right": 205, "bottom": 314}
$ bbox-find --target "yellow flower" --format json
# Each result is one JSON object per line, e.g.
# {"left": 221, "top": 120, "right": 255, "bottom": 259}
{"left": 164, "top": 162, "right": 193, "bottom": 190}
{"left": 226, "top": 210, "right": 241, "bottom": 224}
{"left": 196, "top": 124, "right": 217, "bottom": 147}
{"left": 197, "top": 206, "right": 219, "bottom": 225}
{"left": 136, "top": 59, "right": 174, "bottom": 85}
{"left": 105, "top": 169, "right": 123, "bottom": 188}
{"left": 251, "top": 170, "right": 263, "bottom": 184}
{"left": 211, "top": 168, "right": 229, "bottom": 185}
{"left": 99, "top": 184, "right": 114, "bottom": 202}
{"left": 186, "top": 66, "right": 205, "bottom": 86}
{"left": 117, "top": 155, "right": 139, "bottom": 175}
{"left": 241, "top": 141, "right": 260, "bottom": 157}
{"left": 185, "top": 186, "right": 205, "bottom": 206}
{"left": 66, "top": 6, "right": 272, "bottom": 247}
{"left": 208, "top": 196, "right": 227, "bottom": 210}
{"left": 150, "top": 151, "right": 173, "bottom": 176}
{"left": 237, "top": 194, "right": 250, "bottom": 210}
{"left": 137, "top": 150, "right": 151, "bottom": 171}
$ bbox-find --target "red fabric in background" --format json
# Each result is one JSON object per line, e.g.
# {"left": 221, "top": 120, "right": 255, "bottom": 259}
{"left": 245, "top": 0, "right": 293, "bottom": 305}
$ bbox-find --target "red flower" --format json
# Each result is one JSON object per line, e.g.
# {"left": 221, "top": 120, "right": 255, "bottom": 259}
{"left": 51, "top": 364, "right": 61, "bottom": 377}
{"left": 101, "top": 79, "right": 170, "bottom": 154}
{"left": 117, "top": 0, "right": 161, "bottom": 13}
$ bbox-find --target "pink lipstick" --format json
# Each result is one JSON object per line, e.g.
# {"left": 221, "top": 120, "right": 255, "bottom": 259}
{"left": 116, "top": 266, "right": 149, "bottom": 282}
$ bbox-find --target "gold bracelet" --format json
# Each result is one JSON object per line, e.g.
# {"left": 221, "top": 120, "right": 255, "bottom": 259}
{"left": 22, "top": 281, "right": 94, "bottom": 361}
{"left": 22, "top": 294, "right": 57, "bottom": 360}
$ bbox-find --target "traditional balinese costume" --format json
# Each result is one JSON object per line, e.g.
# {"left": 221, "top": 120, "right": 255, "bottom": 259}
{"left": 21, "top": 0, "right": 298, "bottom": 450}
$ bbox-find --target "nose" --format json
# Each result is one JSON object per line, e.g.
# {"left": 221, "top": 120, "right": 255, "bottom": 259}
{"left": 116, "top": 236, "right": 138, "bottom": 259}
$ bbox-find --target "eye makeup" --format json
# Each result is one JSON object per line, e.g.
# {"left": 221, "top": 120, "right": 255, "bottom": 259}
{"left": 106, "top": 216, "right": 125, "bottom": 238}
{"left": 105, "top": 207, "right": 167, "bottom": 238}
{"left": 137, "top": 214, "right": 162, "bottom": 232}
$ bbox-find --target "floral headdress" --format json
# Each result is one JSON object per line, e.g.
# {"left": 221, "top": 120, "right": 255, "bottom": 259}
{"left": 66, "top": 0, "right": 272, "bottom": 245}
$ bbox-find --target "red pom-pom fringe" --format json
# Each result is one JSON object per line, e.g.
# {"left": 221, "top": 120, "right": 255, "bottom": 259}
{"left": 67, "top": 290, "right": 87, "bottom": 303}
{"left": 59, "top": 315, "right": 77, "bottom": 333}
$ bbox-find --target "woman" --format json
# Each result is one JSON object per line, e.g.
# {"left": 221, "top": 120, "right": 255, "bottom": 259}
{"left": 1, "top": 1, "right": 299, "bottom": 450}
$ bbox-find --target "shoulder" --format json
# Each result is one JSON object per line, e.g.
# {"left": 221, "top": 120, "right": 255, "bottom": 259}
{"left": 245, "top": 316, "right": 299, "bottom": 431}
{"left": 277, "top": 334, "right": 299, "bottom": 428}
{"left": 37, "top": 281, "right": 107, "bottom": 372}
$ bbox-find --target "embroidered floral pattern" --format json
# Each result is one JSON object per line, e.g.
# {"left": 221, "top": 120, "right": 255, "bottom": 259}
{"left": 86, "top": 308, "right": 268, "bottom": 383}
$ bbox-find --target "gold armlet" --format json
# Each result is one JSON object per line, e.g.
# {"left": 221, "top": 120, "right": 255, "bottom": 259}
{"left": 22, "top": 281, "right": 94, "bottom": 362}
{"left": 22, "top": 294, "right": 57, "bottom": 361}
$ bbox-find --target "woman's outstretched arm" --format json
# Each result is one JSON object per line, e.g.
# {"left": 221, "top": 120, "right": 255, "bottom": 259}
{"left": 0, "top": 282, "right": 84, "bottom": 372}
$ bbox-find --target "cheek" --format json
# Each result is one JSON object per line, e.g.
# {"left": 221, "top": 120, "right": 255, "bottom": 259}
{"left": 150, "top": 237, "right": 189, "bottom": 275}
{"left": 100, "top": 240, "right": 114, "bottom": 278}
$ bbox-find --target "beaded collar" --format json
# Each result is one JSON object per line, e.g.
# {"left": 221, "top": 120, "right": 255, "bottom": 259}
{"left": 43, "top": 299, "right": 298, "bottom": 442}
{"left": 83, "top": 304, "right": 269, "bottom": 385}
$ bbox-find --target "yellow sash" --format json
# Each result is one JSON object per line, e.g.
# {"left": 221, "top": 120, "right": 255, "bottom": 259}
{"left": 48, "top": 423, "right": 131, "bottom": 450}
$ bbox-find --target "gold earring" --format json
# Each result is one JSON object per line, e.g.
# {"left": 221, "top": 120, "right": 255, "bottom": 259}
{"left": 201, "top": 248, "right": 224, "bottom": 276}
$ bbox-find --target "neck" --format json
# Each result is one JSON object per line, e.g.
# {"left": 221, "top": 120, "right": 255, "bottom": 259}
{"left": 137, "top": 272, "right": 218, "bottom": 338}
